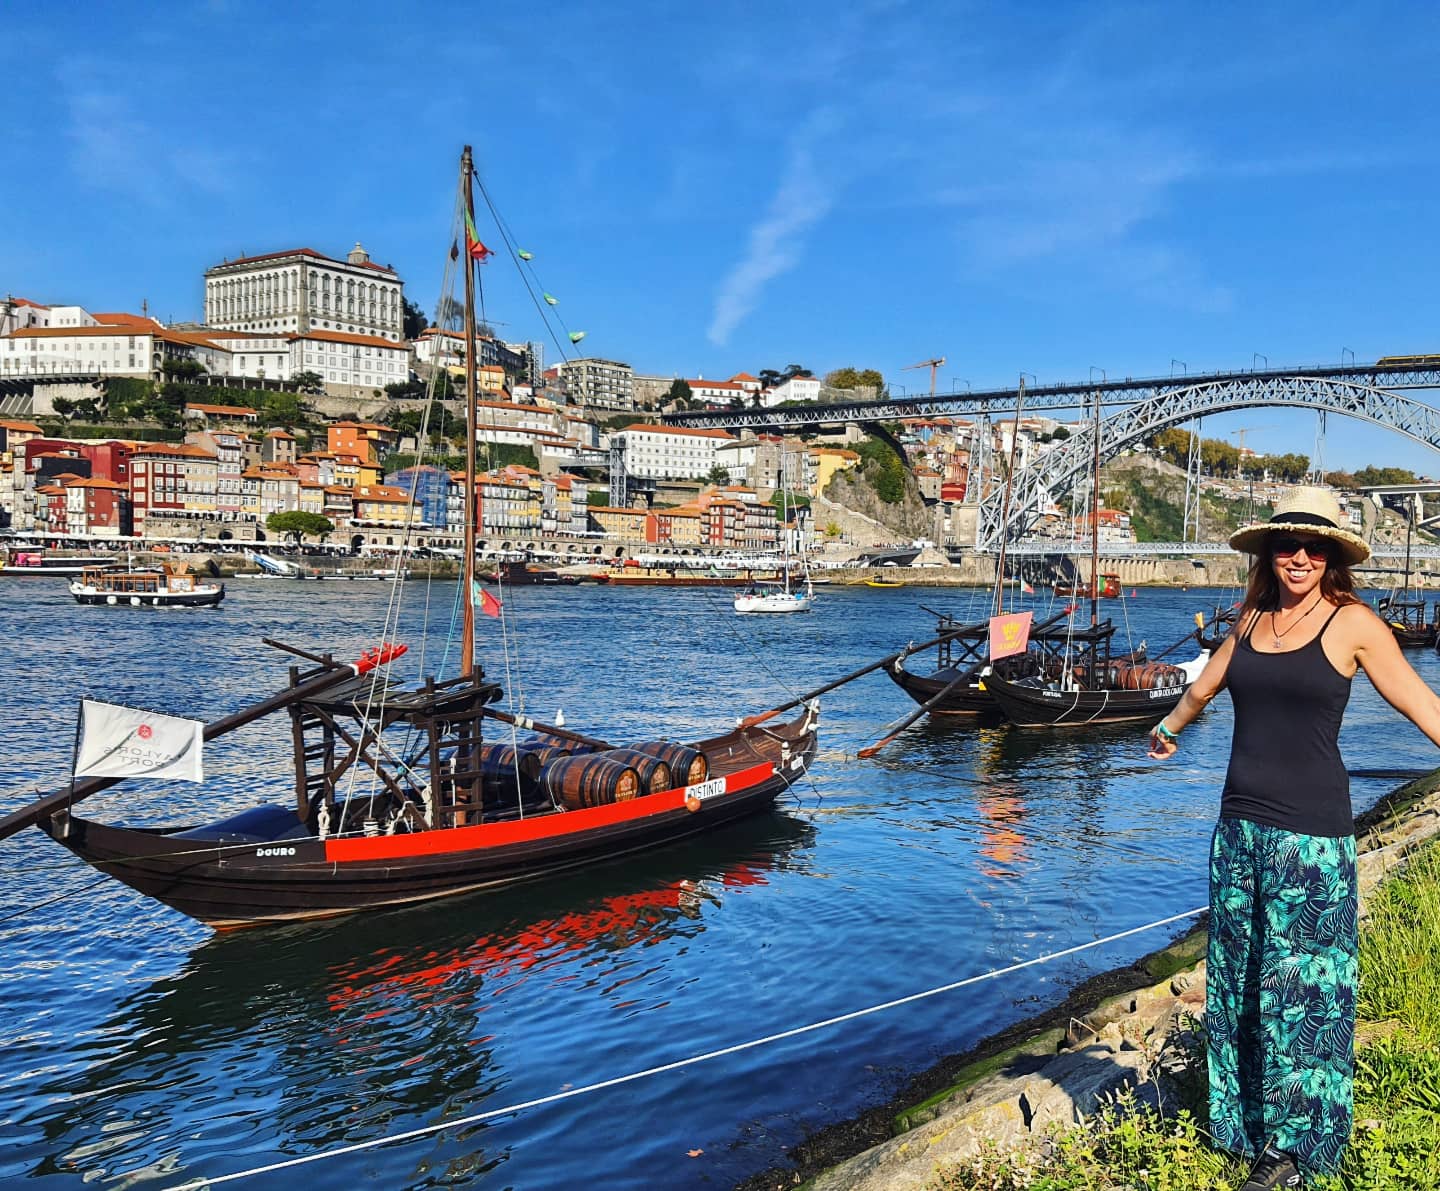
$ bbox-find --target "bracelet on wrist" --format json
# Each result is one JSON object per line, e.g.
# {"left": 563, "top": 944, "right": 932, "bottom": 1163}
{"left": 1154, "top": 721, "right": 1179, "bottom": 743}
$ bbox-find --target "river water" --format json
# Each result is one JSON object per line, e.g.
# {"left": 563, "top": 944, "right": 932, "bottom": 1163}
{"left": 1, "top": 577, "right": 1434, "bottom": 1189}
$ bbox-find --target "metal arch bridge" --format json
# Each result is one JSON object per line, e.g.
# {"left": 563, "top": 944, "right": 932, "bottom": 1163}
{"left": 661, "top": 359, "right": 1440, "bottom": 427}
{"left": 972, "top": 375, "right": 1440, "bottom": 550}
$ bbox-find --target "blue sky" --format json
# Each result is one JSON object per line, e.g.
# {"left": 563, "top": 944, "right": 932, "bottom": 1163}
{"left": 6, "top": 2, "right": 1440, "bottom": 473}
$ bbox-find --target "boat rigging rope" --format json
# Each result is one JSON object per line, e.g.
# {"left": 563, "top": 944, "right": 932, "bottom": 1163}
{"left": 164, "top": 904, "right": 1208, "bottom": 1189}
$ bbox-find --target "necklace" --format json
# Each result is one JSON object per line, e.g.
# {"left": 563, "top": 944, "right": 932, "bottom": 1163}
{"left": 1271, "top": 595, "right": 1323, "bottom": 648}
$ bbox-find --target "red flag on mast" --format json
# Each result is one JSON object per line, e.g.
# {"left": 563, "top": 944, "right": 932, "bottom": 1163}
{"left": 465, "top": 196, "right": 493, "bottom": 262}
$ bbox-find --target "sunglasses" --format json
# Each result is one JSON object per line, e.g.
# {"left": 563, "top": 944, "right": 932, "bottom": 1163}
{"left": 1271, "top": 534, "right": 1332, "bottom": 560}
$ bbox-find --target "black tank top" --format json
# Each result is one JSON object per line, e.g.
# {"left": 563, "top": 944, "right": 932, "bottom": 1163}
{"left": 1220, "top": 606, "right": 1353, "bottom": 837}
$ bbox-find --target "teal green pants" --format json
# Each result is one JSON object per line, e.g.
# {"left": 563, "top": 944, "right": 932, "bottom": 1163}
{"left": 1206, "top": 816, "right": 1358, "bottom": 1176}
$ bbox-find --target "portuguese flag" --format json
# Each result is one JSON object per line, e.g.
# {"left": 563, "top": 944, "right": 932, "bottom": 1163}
{"left": 465, "top": 197, "right": 493, "bottom": 262}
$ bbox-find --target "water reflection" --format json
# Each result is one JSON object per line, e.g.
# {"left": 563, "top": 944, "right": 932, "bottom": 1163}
{"left": 9, "top": 814, "right": 817, "bottom": 1187}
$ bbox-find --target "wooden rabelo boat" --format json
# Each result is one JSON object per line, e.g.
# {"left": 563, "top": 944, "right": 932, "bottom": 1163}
{"left": 979, "top": 621, "right": 1188, "bottom": 727}
{"left": 979, "top": 387, "right": 1190, "bottom": 728}
{"left": 1379, "top": 512, "right": 1437, "bottom": 648}
{"left": 0, "top": 147, "right": 819, "bottom": 929}
{"left": 1053, "top": 571, "right": 1120, "bottom": 599}
{"left": 885, "top": 607, "right": 1095, "bottom": 717}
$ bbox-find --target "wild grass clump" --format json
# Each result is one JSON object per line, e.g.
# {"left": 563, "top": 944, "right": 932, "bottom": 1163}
{"left": 929, "top": 839, "right": 1440, "bottom": 1191}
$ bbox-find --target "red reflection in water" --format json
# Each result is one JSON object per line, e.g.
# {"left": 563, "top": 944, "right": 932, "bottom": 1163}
{"left": 324, "top": 861, "right": 774, "bottom": 1015}
{"left": 976, "top": 792, "right": 1030, "bottom": 879}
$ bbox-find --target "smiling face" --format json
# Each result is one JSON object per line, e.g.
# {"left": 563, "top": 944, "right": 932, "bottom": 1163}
{"left": 1268, "top": 532, "right": 1333, "bottom": 602}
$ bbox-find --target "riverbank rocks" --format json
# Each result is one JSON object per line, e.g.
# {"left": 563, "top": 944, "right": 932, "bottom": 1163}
{"left": 794, "top": 772, "right": 1440, "bottom": 1191}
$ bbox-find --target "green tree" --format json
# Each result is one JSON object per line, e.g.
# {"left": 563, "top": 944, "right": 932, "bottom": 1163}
{"left": 402, "top": 297, "right": 429, "bottom": 340}
{"left": 707, "top": 463, "right": 730, "bottom": 485}
{"left": 266, "top": 511, "right": 334, "bottom": 541}
{"left": 293, "top": 371, "right": 325, "bottom": 395}
{"left": 51, "top": 396, "right": 77, "bottom": 420}
{"left": 1354, "top": 465, "right": 1419, "bottom": 487}
{"left": 823, "top": 367, "right": 886, "bottom": 397}
{"left": 666, "top": 378, "right": 693, "bottom": 406}
{"left": 1052, "top": 426, "right": 1071, "bottom": 441}
{"left": 161, "top": 358, "right": 206, "bottom": 381}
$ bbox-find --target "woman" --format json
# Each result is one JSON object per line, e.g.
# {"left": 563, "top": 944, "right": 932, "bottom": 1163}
{"left": 1149, "top": 485, "right": 1440, "bottom": 1190}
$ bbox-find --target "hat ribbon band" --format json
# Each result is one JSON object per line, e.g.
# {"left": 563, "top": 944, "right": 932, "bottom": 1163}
{"left": 1270, "top": 511, "right": 1337, "bottom": 529}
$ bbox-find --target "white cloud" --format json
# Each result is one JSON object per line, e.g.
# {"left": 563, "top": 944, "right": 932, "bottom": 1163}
{"left": 707, "top": 142, "right": 833, "bottom": 346}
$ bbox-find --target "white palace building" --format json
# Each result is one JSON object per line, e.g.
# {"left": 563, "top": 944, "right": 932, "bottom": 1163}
{"left": 203, "top": 243, "right": 405, "bottom": 343}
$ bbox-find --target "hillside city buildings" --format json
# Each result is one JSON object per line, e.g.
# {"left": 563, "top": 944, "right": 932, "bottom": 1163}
{"left": 0, "top": 240, "right": 1163, "bottom": 557}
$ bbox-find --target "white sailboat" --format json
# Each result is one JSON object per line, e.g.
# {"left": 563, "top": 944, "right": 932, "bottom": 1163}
{"left": 734, "top": 447, "right": 814, "bottom": 615}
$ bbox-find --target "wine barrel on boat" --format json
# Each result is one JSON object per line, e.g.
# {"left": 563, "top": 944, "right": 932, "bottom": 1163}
{"left": 1111, "top": 662, "right": 1187, "bottom": 690}
{"left": 600, "top": 747, "right": 674, "bottom": 796}
{"left": 541, "top": 755, "right": 640, "bottom": 810}
{"left": 516, "top": 743, "right": 570, "bottom": 771}
{"left": 627, "top": 741, "right": 708, "bottom": 786}
{"left": 532, "top": 732, "right": 595, "bottom": 755}
{"left": 479, "top": 743, "right": 542, "bottom": 783}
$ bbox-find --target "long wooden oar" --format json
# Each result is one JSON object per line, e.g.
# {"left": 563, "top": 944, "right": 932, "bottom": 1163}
{"left": 1151, "top": 603, "right": 1241, "bottom": 661}
{"left": 0, "top": 643, "right": 408, "bottom": 844}
{"left": 737, "top": 625, "right": 981, "bottom": 730}
{"left": 740, "top": 606, "right": 1077, "bottom": 731}
{"left": 856, "top": 669, "right": 974, "bottom": 758}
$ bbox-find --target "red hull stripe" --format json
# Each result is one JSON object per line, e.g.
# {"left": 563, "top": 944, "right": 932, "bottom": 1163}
{"left": 324, "top": 760, "right": 776, "bottom": 863}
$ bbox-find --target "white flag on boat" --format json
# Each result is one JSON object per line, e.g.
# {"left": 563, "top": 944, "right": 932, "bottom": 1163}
{"left": 73, "top": 699, "right": 204, "bottom": 782}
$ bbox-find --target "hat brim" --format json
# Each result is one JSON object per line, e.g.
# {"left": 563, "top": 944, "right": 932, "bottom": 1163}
{"left": 1228, "top": 522, "right": 1370, "bottom": 565}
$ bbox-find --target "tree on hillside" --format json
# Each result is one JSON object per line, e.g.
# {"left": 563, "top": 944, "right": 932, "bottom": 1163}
{"left": 665, "top": 378, "right": 693, "bottom": 407}
{"left": 707, "top": 463, "right": 730, "bottom": 485}
{"left": 293, "top": 371, "right": 325, "bottom": 395}
{"left": 824, "top": 367, "right": 886, "bottom": 398}
{"left": 1354, "top": 464, "right": 1419, "bottom": 487}
{"left": 402, "top": 297, "right": 429, "bottom": 340}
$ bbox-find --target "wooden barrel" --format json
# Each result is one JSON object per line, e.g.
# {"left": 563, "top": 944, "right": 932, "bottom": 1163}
{"left": 479, "top": 743, "right": 542, "bottom": 782}
{"left": 627, "top": 741, "right": 708, "bottom": 786}
{"left": 517, "top": 743, "right": 570, "bottom": 771}
{"left": 601, "top": 748, "right": 674, "bottom": 796}
{"left": 531, "top": 732, "right": 595, "bottom": 754}
{"left": 541, "top": 755, "right": 640, "bottom": 810}
{"left": 1112, "top": 662, "right": 1187, "bottom": 691}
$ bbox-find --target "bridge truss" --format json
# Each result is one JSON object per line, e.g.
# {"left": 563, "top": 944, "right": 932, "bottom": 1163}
{"left": 976, "top": 376, "right": 1440, "bottom": 551}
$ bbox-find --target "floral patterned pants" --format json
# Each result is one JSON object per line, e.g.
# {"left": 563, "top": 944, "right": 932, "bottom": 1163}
{"left": 1206, "top": 816, "right": 1358, "bottom": 1176}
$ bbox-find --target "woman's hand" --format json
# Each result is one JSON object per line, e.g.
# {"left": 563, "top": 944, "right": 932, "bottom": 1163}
{"left": 1147, "top": 726, "right": 1178, "bottom": 761}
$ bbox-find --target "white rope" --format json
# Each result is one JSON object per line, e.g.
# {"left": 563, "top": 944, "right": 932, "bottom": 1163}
{"left": 169, "top": 904, "right": 1207, "bottom": 1189}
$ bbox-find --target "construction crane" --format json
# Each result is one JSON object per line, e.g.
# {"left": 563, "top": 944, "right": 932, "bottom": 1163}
{"left": 1230, "top": 425, "right": 1275, "bottom": 457}
{"left": 903, "top": 356, "right": 946, "bottom": 397}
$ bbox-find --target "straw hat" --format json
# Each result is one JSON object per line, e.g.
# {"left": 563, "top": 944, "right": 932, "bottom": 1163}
{"left": 1228, "top": 485, "right": 1370, "bottom": 565}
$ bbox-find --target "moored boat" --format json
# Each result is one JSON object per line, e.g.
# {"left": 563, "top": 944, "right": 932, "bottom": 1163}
{"left": 2, "top": 548, "right": 121, "bottom": 577}
{"left": 69, "top": 562, "right": 225, "bottom": 608}
{"left": 0, "top": 146, "right": 821, "bottom": 930}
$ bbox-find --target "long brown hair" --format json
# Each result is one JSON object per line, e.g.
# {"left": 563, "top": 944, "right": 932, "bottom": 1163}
{"left": 1241, "top": 534, "right": 1360, "bottom": 615}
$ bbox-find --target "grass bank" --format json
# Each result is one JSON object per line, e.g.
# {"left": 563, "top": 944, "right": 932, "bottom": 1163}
{"left": 930, "top": 838, "right": 1440, "bottom": 1190}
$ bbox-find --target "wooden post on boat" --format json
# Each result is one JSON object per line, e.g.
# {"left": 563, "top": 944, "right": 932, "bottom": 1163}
{"left": 992, "top": 374, "right": 1026, "bottom": 617}
{"left": 454, "top": 146, "right": 483, "bottom": 821}
{"left": 461, "top": 146, "right": 479, "bottom": 680}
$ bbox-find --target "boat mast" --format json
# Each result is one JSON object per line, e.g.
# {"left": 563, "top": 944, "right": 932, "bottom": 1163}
{"left": 992, "top": 375, "right": 1025, "bottom": 617}
{"left": 461, "top": 146, "right": 479, "bottom": 678}
{"left": 1089, "top": 384, "right": 1101, "bottom": 628}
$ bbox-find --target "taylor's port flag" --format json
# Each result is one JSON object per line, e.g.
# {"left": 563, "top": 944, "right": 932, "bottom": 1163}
{"left": 988, "top": 611, "right": 1033, "bottom": 661}
{"left": 74, "top": 700, "right": 204, "bottom": 782}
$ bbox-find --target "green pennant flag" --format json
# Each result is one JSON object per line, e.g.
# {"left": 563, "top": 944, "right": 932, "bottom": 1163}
{"left": 517, "top": 250, "right": 534, "bottom": 261}
{"left": 568, "top": 331, "right": 587, "bottom": 344}
{"left": 543, "top": 293, "right": 558, "bottom": 306}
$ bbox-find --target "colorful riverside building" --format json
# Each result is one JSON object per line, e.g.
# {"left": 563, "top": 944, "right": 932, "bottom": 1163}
{"left": 385, "top": 465, "right": 452, "bottom": 530}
